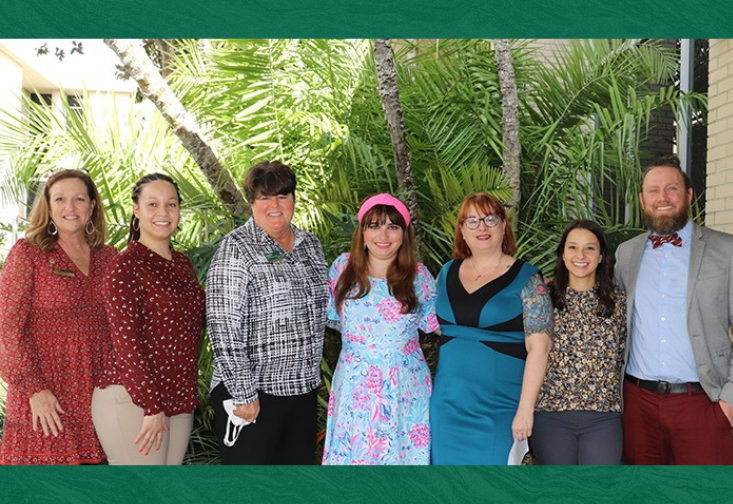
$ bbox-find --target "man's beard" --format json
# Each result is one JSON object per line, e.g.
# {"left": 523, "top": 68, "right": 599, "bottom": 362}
{"left": 644, "top": 200, "right": 690, "bottom": 235}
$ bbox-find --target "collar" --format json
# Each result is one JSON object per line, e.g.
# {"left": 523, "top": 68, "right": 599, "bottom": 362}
{"left": 646, "top": 219, "right": 692, "bottom": 247}
{"left": 247, "top": 217, "right": 302, "bottom": 248}
{"left": 129, "top": 239, "right": 177, "bottom": 263}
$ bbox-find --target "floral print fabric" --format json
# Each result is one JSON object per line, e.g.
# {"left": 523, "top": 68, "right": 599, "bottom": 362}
{"left": 536, "top": 286, "right": 627, "bottom": 413}
{"left": 0, "top": 240, "right": 117, "bottom": 465}
{"left": 100, "top": 240, "right": 205, "bottom": 416}
{"left": 322, "top": 253, "right": 439, "bottom": 465}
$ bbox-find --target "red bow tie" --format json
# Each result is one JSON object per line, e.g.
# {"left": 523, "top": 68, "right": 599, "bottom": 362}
{"left": 649, "top": 233, "right": 682, "bottom": 249}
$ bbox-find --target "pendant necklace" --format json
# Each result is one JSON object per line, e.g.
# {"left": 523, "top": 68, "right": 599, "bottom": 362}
{"left": 472, "top": 260, "right": 510, "bottom": 281}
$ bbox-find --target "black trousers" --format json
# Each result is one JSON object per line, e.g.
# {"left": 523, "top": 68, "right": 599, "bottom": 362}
{"left": 211, "top": 383, "right": 317, "bottom": 465}
{"left": 531, "top": 410, "right": 623, "bottom": 465}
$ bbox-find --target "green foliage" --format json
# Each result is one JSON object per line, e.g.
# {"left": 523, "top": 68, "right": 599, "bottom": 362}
{"left": 0, "top": 38, "right": 705, "bottom": 463}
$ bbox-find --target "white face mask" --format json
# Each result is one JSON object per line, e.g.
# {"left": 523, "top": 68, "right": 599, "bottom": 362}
{"left": 223, "top": 399, "right": 252, "bottom": 447}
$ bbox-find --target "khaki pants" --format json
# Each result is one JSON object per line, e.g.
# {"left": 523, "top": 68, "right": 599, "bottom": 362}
{"left": 92, "top": 385, "right": 193, "bottom": 465}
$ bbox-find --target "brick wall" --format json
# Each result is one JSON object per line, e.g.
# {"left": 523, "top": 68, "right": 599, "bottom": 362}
{"left": 707, "top": 39, "right": 733, "bottom": 233}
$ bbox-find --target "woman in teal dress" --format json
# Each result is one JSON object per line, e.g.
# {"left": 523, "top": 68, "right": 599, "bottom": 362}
{"left": 430, "top": 192, "right": 553, "bottom": 465}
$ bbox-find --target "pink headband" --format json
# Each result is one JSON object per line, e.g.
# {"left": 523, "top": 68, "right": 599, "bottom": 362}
{"left": 357, "top": 193, "right": 411, "bottom": 227}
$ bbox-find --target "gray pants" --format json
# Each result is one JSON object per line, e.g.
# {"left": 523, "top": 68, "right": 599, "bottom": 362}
{"left": 531, "top": 411, "right": 622, "bottom": 465}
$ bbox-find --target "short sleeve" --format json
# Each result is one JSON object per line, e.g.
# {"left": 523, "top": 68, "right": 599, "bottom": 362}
{"left": 0, "top": 240, "right": 45, "bottom": 395}
{"left": 613, "top": 288, "right": 628, "bottom": 366}
{"left": 326, "top": 253, "right": 349, "bottom": 328}
{"left": 415, "top": 263, "right": 439, "bottom": 333}
{"left": 520, "top": 273, "right": 554, "bottom": 338}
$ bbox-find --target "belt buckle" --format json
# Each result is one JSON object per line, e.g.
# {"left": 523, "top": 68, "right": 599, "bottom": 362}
{"left": 655, "top": 381, "right": 671, "bottom": 394}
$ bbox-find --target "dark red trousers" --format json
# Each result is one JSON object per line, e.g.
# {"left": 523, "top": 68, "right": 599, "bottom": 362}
{"left": 623, "top": 381, "right": 733, "bottom": 464}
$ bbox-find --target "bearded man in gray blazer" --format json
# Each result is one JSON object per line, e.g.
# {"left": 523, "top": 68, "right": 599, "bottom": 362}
{"left": 615, "top": 155, "right": 733, "bottom": 464}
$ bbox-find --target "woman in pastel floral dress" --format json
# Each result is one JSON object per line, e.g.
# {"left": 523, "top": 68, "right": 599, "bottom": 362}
{"left": 321, "top": 194, "right": 439, "bottom": 465}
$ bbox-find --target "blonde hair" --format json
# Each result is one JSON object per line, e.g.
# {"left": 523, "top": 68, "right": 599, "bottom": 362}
{"left": 25, "top": 169, "right": 107, "bottom": 252}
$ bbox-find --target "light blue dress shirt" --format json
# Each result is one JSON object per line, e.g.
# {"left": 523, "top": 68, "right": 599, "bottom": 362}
{"left": 626, "top": 220, "right": 699, "bottom": 383}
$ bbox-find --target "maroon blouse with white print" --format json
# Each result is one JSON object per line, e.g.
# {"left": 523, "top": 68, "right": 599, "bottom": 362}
{"left": 100, "top": 240, "right": 205, "bottom": 416}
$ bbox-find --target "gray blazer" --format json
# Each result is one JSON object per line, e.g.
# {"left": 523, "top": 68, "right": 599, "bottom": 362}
{"left": 615, "top": 223, "right": 733, "bottom": 404}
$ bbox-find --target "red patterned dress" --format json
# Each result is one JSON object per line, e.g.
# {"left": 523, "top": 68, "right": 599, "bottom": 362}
{"left": 0, "top": 239, "right": 117, "bottom": 465}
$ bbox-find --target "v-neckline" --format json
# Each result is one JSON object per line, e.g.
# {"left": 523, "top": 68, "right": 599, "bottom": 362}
{"left": 457, "top": 258, "right": 518, "bottom": 295}
{"left": 57, "top": 243, "right": 92, "bottom": 278}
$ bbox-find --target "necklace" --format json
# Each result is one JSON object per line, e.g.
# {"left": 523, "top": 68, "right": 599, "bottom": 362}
{"left": 61, "top": 245, "right": 88, "bottom": 264}
{"left": 470, "top": 259, "right": 510, "bottom": 281}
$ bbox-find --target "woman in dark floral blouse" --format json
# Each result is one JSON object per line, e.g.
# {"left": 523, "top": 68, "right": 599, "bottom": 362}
{"left": 532, "top": 220, "right": 627, "bottom": 465}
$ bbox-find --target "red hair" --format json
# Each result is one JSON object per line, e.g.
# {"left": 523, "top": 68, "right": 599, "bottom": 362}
{"left": 452, "top": 192, "right": 516, "bottom": 259}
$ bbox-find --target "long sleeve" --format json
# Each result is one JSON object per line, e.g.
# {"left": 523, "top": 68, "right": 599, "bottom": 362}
{"left": 614, "top": 289, "right": 628, "bottom": 370}
{"left": 103, "top": 254, "right": 163, "bottom": 416}
{"left": 0, "top": 241, "right": 45, "bottom": 395}
{"left": 206, "top": 236, "right": 257, "bottom": 405}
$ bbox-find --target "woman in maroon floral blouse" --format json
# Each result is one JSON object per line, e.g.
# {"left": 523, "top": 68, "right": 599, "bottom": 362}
{"left": 92, "top": 173, "right": 205, "bottom": 465}
{"left": 0, "top": 169, "right": 116, "bottom": 465}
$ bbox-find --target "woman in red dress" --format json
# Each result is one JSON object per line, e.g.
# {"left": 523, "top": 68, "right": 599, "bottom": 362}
{"left": 0, "top": 170, "right": 116, "bottom": 465}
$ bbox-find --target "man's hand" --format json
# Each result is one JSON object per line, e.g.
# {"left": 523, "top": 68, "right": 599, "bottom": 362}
{"left": 719, "top": 400, "right": 733, "bottom": 426}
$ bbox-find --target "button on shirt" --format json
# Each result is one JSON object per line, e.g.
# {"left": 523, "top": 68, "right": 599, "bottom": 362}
{"left": 627, "top": 220, "right": 699, "bottom": 382}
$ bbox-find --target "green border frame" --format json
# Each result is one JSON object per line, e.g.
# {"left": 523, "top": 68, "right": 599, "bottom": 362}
{"left": 2, "top": 1, "right": 732, "bottom": 502}
{"left": 1, "top": 0, "right": 733, "bottom": 38}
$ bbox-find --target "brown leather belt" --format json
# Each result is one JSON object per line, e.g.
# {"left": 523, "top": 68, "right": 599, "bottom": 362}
{"left": 625, "top": 374, "right": 703, "bottom": 394}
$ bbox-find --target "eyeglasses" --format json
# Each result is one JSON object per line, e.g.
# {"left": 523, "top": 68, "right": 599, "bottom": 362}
{"left": 462, "top": 214, "right": 503, "bottom": 229}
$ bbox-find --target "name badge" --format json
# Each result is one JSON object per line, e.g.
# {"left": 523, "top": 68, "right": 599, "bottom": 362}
{"left": 265, "top": 251, "right": 284, "bottom": 264}
{"left": 53, "top": 268, "right": 75, "bottom": 277}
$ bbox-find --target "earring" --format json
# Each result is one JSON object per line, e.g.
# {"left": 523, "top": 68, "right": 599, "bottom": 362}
{"left": 48, "top": 220, "right": 58, "bottom": 236}
{"left": 132, "top": 217, "right": 140, "bottom": 231}
{"left": 85, "top": 220, "right": 96, "bottom": 235}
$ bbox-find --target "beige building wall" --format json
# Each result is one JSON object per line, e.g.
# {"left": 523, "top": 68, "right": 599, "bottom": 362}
{"left": 0, "top": 50, "right": 27, "bottom": 244}
{"left": 530, "top": 39, "right": 571, "bottom": 63}
{"left": 0, "top": 41, "right": 137, "bottom": 254}
{"left": 707, "top": 39, "right": 733, "bottom": 234}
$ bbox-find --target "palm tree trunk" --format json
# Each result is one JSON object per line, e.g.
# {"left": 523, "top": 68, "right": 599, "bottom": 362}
{"left": 494, "top": 39, "right": 521, "bottom": 232}
{"left": 152, "top": 39, "right": 175, "bottom": 80}
{"left": 104, "top": 39, "right": 247, "bottom": 216}
{"left": 372, "top": 39, "right": 420, "bottom": 232}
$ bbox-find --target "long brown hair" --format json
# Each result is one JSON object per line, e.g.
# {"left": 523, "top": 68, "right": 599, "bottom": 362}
{"left": 334, "top": 204, "right": 418, "bottom": 314}
{"left": 549, "top": 219, "right": 616, "bottom": 317}
{"left": 25, "top": 169, "right": 106, "bottom": 252}
{"left": 452, "top": 192, "right": 516, "bottom": 258}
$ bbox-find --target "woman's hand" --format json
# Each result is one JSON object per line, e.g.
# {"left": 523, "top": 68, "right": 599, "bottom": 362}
{"left": 134, "top": 411, "right": 169, "bottom": 455}
{"left": 513, "top": 331, "right": 551, "bottom": 441}
{"left": 512, "top": 406, "right": 534, "bottom": 441}
{"left": 29, "top": 389, "right": 65, "bottom": 437}
{"left": 234, "top": 398, "right": 260, "bottom": 423}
